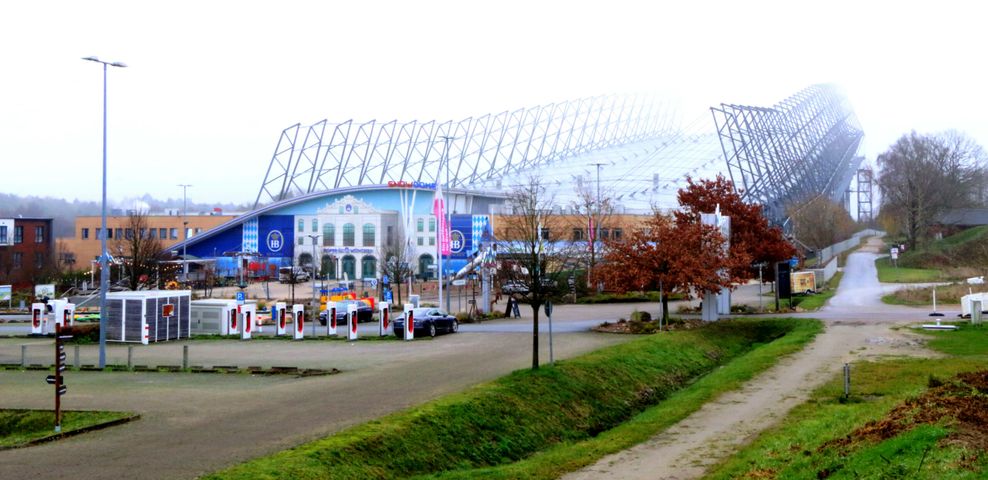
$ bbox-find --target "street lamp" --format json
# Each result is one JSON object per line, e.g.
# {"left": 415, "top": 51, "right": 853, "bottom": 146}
{"left": 178, "top": 184, "right": 192, "bottom": 282}
{"left": 83, "top": 56, "right": 126, "bottom": 369}
{"left": 306, "top": 234, "right": 320, "bottom": 304}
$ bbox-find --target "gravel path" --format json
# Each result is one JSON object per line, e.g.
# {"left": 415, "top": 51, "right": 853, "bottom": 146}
{"left": 563, "top": 237, "right": 939, "bottom": 480}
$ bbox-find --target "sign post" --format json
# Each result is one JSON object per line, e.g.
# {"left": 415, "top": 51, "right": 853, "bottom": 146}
{"left": 890, "top": 247, "right": 899, "bottom": 268}
{"left": 545, "top": 301, "right": 554, "bottom": 365}
{"left": 50, "top": 324, "right": 72, "bottom": 433}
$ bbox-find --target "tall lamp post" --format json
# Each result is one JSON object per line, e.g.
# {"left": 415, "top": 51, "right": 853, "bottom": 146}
{"left": 306, "top": 234, "right": 320, "bottom": 304}
{"left": 83, "top": 56, "right": 126, "bottom": 369}
{"left": 178, "top": 184, "right": 192, "bottom": 281}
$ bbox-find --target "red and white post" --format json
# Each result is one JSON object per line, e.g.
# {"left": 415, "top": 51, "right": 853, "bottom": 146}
{"left": 292, "top": 304, "right": 305, "bottom": 340}
{"left": 379, "top": 304, "right": 390, "bottom": 336}
{"left": 403, "top": 303, "right": 415, "bottom": 341}
{"left": 327, "top": 302, "right": 338, "bottom": 336}
{"left": 347, "top": 303, "right": 358, "bottom": 341}
{"left": 274, "top": 302, "right": 287, "bottom": 336}
{"left": 240, "top": 304, "right": 256, "bottom": 340}
{"left": 31, "top": 303, "right": 45, "bottom": 335}
{"left": 227, "top": 307, "right": 239, "bottom": 335}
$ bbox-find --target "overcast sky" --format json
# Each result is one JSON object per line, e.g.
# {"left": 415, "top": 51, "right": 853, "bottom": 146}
{"left": 2, "top": 0, "right": 985, "bottom": 207}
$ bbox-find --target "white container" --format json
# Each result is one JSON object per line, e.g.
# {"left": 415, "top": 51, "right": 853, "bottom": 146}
{"left": 105, "top": 290, "right": 192, "bottom": 344}
{"left": 961, "top": 292, "right": 988, "bottom": 317}
{"left": 190, "top": 299, "right": 240, "bottom": 335}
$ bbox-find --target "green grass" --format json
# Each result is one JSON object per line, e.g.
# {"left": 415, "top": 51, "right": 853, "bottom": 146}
{"left": 206, "top": 318, "right": 821, "bottom": 480}
{"left": 575, "top": 291, "right": 685, "bottom": 304}
{"left": 0, "top": 409, "right": 134, "bottom": 448}
{"left": 704, "top": 324, "right": 988, "bottom": 479}
{"left": 875, "top": 257, "right": 945, "bottom": 283}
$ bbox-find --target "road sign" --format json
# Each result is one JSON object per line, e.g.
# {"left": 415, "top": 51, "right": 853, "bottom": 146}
{"left": 57, "top": 364, "right": 65, "bottom": 372}
{"left": 46, "top": 375, "right": 58, "bottom": 385}
{"left": 789, "top": 257, "right": 798, "bottom": 268}
{"left": 890, "top": 247, "right": 899, "bottom": 260}
{"left": 452, "top": 279, "right": 466, "bottom": 287}
{"left": 382, "top": 275, "right": 389, "bottom": 285}
{"left": 236, "top": 291, "right": 246, "bottom": 305}
{"left": 57, "top": 385, "right": 67, "bottom": 396}
{"left": 58, "top": 352, "right": 66, "bottom": 363}
{"left": 384, "top": 289, "right": 393, "bottom": 303}
{"left": 544, "top": 301, "right": 553, "bottom": 316}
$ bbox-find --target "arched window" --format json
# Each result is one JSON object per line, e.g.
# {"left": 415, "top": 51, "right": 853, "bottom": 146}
{"left": 343, "top": 223, "right": 355, "bottom": 246}
{"left": 361, "top": 256, "right": 376, "bottom": 278}
{"left": 363, "top": 223, "right": 375, "bottom": 246}
{"left": 429, "top": 218, "right": 436, "bottom": 232}
{"left": 323, "top": 223, "right": 335, "bottom": 246}
{"left": 321, "top": 255, "right": 336, "bottom": 279}
{"left": 298, "top": 252, "right": 313, "bottom": 268}
{"left": 417, "top": 218, "right": 424, "bottom": 232}
{"left": 341, "top": 255, "right": 356, "bottom": 280}
{"left": 418, "top": 254, "right": 434, "bottom": 280}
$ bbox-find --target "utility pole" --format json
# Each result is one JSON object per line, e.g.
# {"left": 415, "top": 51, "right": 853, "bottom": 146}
{"left": 178, "top": 184, "right": 192, "bottom": 283}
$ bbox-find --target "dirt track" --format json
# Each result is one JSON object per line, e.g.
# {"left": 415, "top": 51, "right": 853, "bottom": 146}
{"left": 563, "top": 236, "right": 940, "bottom": 480}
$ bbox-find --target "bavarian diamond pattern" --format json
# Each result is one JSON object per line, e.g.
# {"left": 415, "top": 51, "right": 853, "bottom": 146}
{"left": 242, "top": 218, "right": 259, "bottom": 252}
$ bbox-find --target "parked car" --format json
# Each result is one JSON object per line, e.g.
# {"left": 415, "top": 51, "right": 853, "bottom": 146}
{"left": 500, "top": 281, "right": 528, "bottom": 295}
{"left": 278, "top": 266, "right": 310, "bottom": 284}
{"left": 393, "top": 307, "right": 458, "bottom": 338}
{"left": 319, "top": 299, "right": 373, "bottom": 325}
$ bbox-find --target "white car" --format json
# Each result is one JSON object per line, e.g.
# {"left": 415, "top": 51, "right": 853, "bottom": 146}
{"left": 967, "top": 276, "right": 984, "bottom": 285}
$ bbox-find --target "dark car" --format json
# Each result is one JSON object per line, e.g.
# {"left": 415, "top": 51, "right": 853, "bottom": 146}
{"left": 319, "top": 300, "right": 374, "bottom": 326}
{"left": 393, "top": 307, "right": 458, "bottom": 338}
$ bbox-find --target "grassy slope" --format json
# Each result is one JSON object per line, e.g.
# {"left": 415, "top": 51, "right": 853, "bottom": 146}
{"left": 878, "top": 226, "right": 988, "bottom": 283}
{"left": 0, "top": 409, "right": 133, "bottom": 447}
{"left": 705, "top": 324, "right": 988, "bottom": 479}
{"left": 206, "top": 319, "right": 821, "bottom": 480}
{"left": 794, "top": 271, "right": 844, "bottom": 311}
{"left": 875, "top": 257, "right": 945, "bottom": 282}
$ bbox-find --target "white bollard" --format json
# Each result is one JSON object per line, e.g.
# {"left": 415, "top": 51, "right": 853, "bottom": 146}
{"left": 240, "top": 304, "right": 256, "bottom": 340}
{"left": 274, "top": 302, "right": 287, "bottom": 336}
{"left": 347, "top": 303, "right": 359, "bottom": 341}
{"left": 403, "top": 303, "right": 415, "bottom": 341}
{"left": 31, "top": 303, "right": 45, "bottom": 335}
{"left": 379, "top": 304, "right": 391, "bottom": 336}
{"left": 292, "top": 304, "right": 305, "bottom": 340}
{"left": 327, "top": 302, "right": 338, "bottom": 336}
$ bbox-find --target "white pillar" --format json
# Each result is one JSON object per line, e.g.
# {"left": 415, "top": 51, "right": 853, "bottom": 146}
{"left": 379, "top": 303, "right": 391, "bottom": 336}
{"left": 327, "top": 302, "right": 338, "bottom": 336}
{"left": 31, "top": 303, "right": 45, "bottom": 335}
{"left": 403, "top": 303, "right": 415, "bottom": 341}
{"left": 292, "top": 304, "right": 305, "bottom": 340}
{"left": 274, "top": 302, "right": 287, "bottom": 336}
{"left": 225, "top": 306, "right": 238, "bottom": 335}
{"left": 240, "top": 304, "right": 256, "bottom": 340}
{"left": 347, "top": 303, "right": 359, "bottom": 341}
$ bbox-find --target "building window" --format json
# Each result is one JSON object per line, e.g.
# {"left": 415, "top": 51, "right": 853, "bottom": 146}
{"left": 613, "top": 228, "right": 623, "bottom": 240}
{"left": 600, "top": 228, "right": 610, "bottom": 240}
{"left": 149, "top": 229, "right": 157, "bottom": 239}
{"left": 125, "top": 228, "right": 134, "bottom": 240}
{"left": 298, "top": 219, "right": 304, "bottom": 232}
{"left": 298, "top": 236, "right": 304, "bottom": 246}
{"left": 195, "top": 228, "right": 203, "bottom": 234}
{"left": 429, "top": 236, "right": 435, "bottom": 246}
{"left": 13, "top": 252, "right": 23, "bottom": 268}
{"left": 363, "top": 223, "right": 375, "bottom": 247}
{"left": 417, "top": 219, "right": 424, "bottom": 232}
{"left": 386, "top": 226, "right": 393, "bottom": 246}
{"left": 35, "top": 226, "right": 44, "bottom": 243}
{"left": 417, "top": 237, "right": 424, "bottom": 246}
{"left": 169, "top": 228, "right": 178, "bottom": 240}
{"left": 429, "top": 218, "right": 436, "bottom": 232}
{"left": 572, "top": 228, "right": 585, "bottom": 241}
{"left": 539, "top": 227, "right": 550, "bottom": 241}
{"left": 184, "top": 228, "right": 192, "bottom": 239}
{"left": 14, "top": 226, "right": 23, "bottom": 244}
{"left": 115, "top": 228, "right": 123, "bottom": 239}
{"left": 139, "top": 228, "right": 146, "bottom": 239}
{"left": 323, "top": 223, "right": 335, "bottom": 246}
{"left": 35, "top": 253, "right": 44, "bottom": 268}
{"left": 80, "top": 228, "right": 88, "bottom": 240}
{"left": 312, "top": 218, "right": 318, "bottom": 232}
{"left": 343, "top": 223, "right": 355, "bottom": 246}
{"left": 0, "top": 225, "right": 6, "bottom": 243}
{"left": 361, "top": 256, "right": 376, "bottom": 278}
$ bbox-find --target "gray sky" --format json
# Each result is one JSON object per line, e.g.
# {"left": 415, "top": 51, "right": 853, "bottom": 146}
{"left": 2, "top": 0, "right": 985, "bottom": 206}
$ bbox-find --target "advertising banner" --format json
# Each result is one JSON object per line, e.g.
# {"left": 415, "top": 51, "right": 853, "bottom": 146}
{"left": 0, "top": 285, "right": 10, "bottom": 302}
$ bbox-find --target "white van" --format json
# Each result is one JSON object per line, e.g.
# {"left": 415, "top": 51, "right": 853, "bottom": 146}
{"left": 278, "top": 266, "right": 310, "bottom": 283}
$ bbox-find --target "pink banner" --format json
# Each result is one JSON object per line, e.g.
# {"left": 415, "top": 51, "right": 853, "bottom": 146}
{"left": 434, "top": 184, "right": 450, "bottom": 256}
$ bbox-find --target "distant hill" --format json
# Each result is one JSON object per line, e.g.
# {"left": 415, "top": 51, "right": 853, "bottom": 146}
{"left": 0, "top": 193, "right": 250, "bottom": 238}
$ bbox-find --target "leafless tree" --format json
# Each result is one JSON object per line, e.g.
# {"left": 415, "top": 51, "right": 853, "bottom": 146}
{"left": 112, "top": 212, "right": 168, "bottom": 290}
{"left": 570, "top": 177, "right": 614, "bottom": 290}
{"left": 381, "top": 227, "right": 414, "bottom": 307}
{"left": 497, "top": 176, "right": 575, "bottom": 370}
{"left": 878, "top": 131, "right": 987, "bottom": 248}
{"left": 786, "top": 196, "right": 857, "bottom": 252}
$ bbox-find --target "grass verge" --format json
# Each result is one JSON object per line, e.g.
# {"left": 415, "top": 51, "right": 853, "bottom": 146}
{"left": 875, "top": 257, "right": 945, "bottom": 283}
{"left": 206, "top": 318, "right": 821, "bottom": 480}
{"left": 0, "top": 409, "right": 135, "bottom": 448}
{"left": 882, "top": 282, "right": 988, "bottom": 306}
{"left": 705, "top": 323, "right": 988, "bottom": 479}
{"left": 793, "top": 271, "right": 844, "bottom": 311}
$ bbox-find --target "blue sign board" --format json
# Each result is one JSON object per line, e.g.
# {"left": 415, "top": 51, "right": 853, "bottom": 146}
{"left": 236, "top": 291, "right": 245, "bottom": 305}
{"left": 789, "top": 257, "right": 799, "bottom": 268}
{"left": 384, "top": 289, "right": 393, "bottom": 303}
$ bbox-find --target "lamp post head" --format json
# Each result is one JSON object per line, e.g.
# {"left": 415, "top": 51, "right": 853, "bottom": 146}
{"left": 110, "top": 62, "right": 127, "bottom": 68}
{"left": 82, "top": 56, "right": 100, "bottom": 62}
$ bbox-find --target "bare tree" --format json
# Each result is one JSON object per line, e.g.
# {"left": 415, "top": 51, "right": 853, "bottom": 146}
{"left": 113, "top": 212, "right": 168, "bottom": 290}
{"left": 381, "top": 227, "right": 414, "bottom": 307}
{"left": 878, "top": 131, "right": 987, "bottom": 248}
{"left": 570, "top": 177, "right": 614, "bottom": 291}
{"left": 497, "top": 176, "right": 574, "bottom": 370}
{"left": 787, "top": 196, "right": 857, "bottom": 252}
